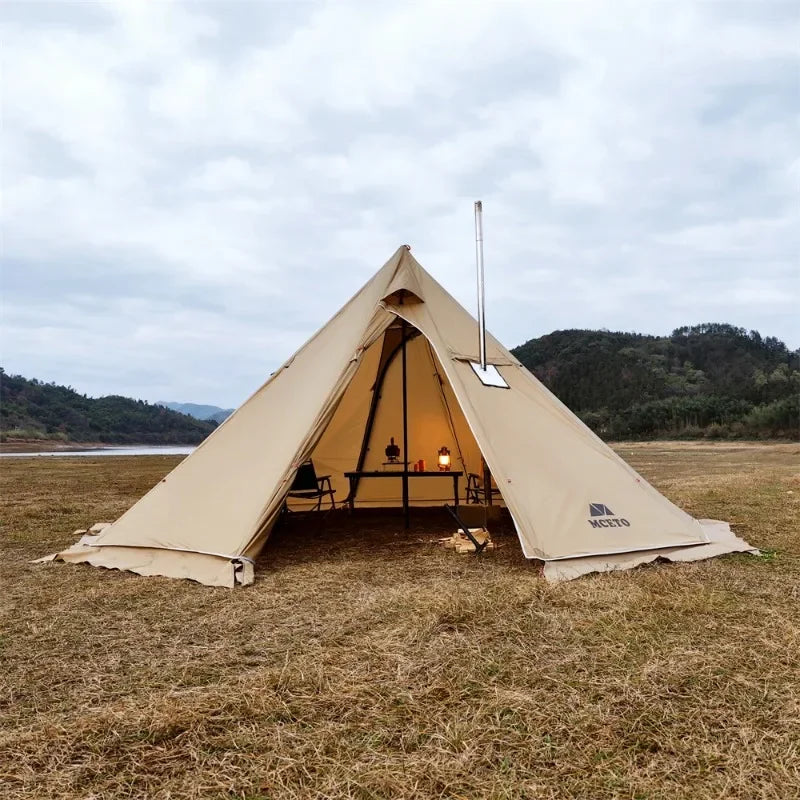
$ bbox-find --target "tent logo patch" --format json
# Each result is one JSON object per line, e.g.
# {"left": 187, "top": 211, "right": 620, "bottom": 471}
{"left": 588, "top": 503, "right": 630, "bottom": 528}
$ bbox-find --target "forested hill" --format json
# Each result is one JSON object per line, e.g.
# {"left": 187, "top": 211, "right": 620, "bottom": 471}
{"left": 0, "top": 370, "right": 216, "bottom": 444}
{"left": 511, "top": 323, "right": 799, "bottom": 440}
{"left": 2, "top": 323, "right": 798, "bottom": 444}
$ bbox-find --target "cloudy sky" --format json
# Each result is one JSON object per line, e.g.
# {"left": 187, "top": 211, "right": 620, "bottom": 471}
{"left": 2, "top": 1, "right": 798, "bottom": 408}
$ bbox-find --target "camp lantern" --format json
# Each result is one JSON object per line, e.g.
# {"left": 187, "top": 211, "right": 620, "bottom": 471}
{"left": 385, "top": 437, "right": 400, "bottom": 463}
{"left": 438, "top": 446, "right": 451, "bottom": 471}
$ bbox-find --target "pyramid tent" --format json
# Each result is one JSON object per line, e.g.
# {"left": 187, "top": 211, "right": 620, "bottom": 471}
{"left": 42, "top": 246, "right": 755, "bottom": 586}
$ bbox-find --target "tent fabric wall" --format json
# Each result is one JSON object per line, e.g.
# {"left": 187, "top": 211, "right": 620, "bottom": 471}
{"left": 43, "top": 249, "right": 405, "bottom": 584}
{"left": 386, "top": 260, "right": 712, "bottom": 561}
{"left": 41, "top": 245, "right": 753, "bottom": 586}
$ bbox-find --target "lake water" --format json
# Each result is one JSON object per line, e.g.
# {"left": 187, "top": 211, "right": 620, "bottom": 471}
{"left": 0, "top": 445, "right": 196, "bottom": 458}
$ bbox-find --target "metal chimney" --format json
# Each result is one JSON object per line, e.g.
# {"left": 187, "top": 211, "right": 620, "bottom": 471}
{"left": 474, "top": 200, "right": 487, "bottom": 370}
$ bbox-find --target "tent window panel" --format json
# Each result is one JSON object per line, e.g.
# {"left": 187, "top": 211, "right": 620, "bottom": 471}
{"left": 469, "top": 362, "right": 509, "bottom": 389}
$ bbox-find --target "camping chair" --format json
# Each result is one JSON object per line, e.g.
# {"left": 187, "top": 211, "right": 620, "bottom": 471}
{"left": 284, "top": 460, "right": 336, "bottom": 512}
{"left": 466, "top": 472, "right": 502, "bottom": 504}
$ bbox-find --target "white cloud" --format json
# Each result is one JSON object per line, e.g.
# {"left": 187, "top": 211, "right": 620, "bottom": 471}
{"left": 1, "top": 0, "right": 798, "bottom": 407}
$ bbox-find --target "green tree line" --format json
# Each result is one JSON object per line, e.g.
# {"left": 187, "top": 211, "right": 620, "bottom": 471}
{"left": 0, "top": 369, "right": 216, "bottom": 444}
{"left": 511, "top": 323, "right": 799, "bottom": 440}
{"left": 3, "top": 322, "right": 798, "bottom": 444}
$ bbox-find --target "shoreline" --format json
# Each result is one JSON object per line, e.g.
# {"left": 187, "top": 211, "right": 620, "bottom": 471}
{"left": 1, "top": 437, "right": 795, "bottom": 456}
{"left": 0, "top": 440, "right": 107, "bottom": 453}
{"left": 0, "top": 440, "right": 198, "bottom": 454}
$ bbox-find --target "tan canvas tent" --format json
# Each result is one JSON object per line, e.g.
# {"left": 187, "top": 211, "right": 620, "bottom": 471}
{"left": 41, "top": 246, "right": 755, "bottom": 586}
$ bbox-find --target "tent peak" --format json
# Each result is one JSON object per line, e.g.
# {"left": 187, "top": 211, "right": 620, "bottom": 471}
{"left": 382, "top": 246, "right": 425, "bottom": 305}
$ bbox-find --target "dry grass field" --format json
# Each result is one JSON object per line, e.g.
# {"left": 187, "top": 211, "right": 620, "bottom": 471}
{"left": 1, "top": 442, "right": 798, "bottom": 799}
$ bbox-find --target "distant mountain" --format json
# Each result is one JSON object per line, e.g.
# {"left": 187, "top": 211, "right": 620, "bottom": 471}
{"left": 157, "top": 401, "right": 234, "bottom": 424}
{"left": 511, "top": 323, "right": 799, "bottom": 440}
{"left": 1, "top": 370, "right": 217, "bottom": 444}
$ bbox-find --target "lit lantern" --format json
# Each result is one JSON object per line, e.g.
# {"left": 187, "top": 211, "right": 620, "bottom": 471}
{"left": 438, "top": 446, "right": 451, "bottom": 471}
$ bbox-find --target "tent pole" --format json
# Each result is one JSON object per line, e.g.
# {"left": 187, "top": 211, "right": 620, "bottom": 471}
{"left": 482, "top": 456, "right": 493, "bottom": 507}
{"left": 350, "top": 332, "right": 410, "bottom": 501}
{"left": 401, "top": 316, "right": 410, "bottom": 528}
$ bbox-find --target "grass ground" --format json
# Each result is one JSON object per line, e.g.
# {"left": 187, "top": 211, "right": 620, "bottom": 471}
{"left": 1, "top": 442, "right": 798, "bottom": 799}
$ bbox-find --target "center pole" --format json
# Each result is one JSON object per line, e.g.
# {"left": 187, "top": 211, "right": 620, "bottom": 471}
{"left": 401, "top": 316, "right": 410, "bottom": 528}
